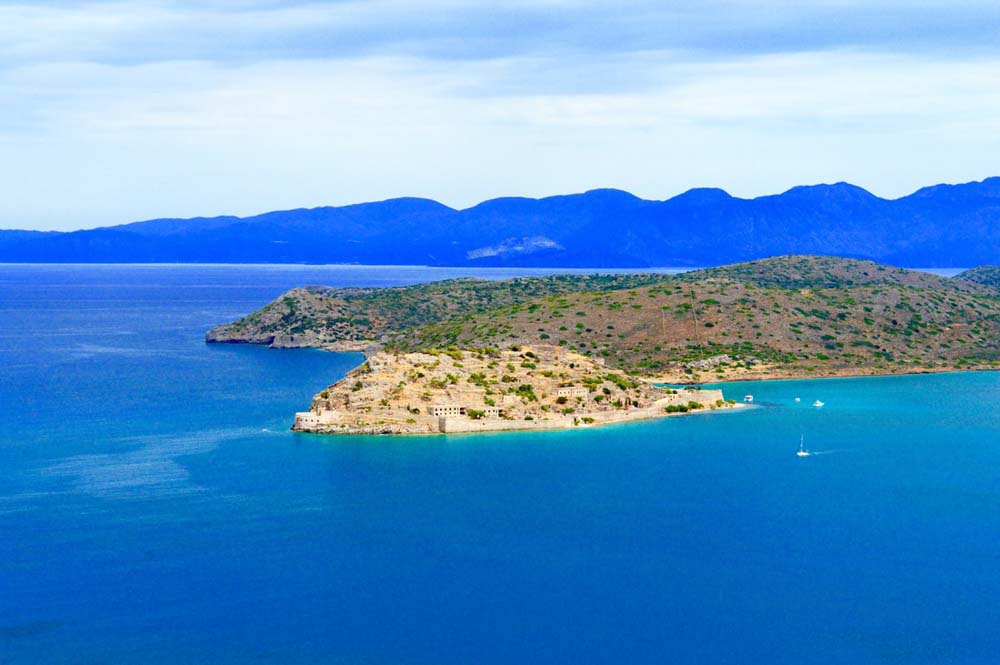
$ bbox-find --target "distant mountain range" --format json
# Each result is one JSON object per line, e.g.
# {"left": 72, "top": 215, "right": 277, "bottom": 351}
{"left": 3, "top": 178, "right": 1000, "bottom": 266}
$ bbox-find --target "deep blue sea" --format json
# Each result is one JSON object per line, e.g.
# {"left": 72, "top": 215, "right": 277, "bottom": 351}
{"left": 1, "top": 264, "right": 998, "bottom": 665}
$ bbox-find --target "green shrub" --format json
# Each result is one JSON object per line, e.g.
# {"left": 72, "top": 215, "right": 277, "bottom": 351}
{"left": 516, "top": 384, "right": 537, "bottom": 401}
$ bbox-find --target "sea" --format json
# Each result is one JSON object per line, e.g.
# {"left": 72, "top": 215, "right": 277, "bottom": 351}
{"left": 1, "top": 264, "right": 998, "bottom": 665}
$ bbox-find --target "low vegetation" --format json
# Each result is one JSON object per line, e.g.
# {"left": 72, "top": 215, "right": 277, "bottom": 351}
{"left": 210, "top": 255, "right": 1000, "bottom": 382}
{"left": 957, "top": 265, "right": 1000, "bottom": 289}
{"left": 207, "top": 273, "right": 674, "bottom": 346}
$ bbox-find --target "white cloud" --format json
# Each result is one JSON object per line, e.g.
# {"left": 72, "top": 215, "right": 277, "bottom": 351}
{"left": 2, "top": 0, "right": 999, "bottom": 67}
{"left": 2, "top": 2, "right": 1000, "bottom": 229}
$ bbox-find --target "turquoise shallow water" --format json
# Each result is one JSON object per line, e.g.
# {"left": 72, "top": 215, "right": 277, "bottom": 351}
{"left": 1, "top": 265, "right": 998, "bottom": 664}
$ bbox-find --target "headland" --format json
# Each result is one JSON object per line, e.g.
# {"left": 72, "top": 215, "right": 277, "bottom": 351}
{"left": 207, "top": 255, "right": 1000, "bottom": 434}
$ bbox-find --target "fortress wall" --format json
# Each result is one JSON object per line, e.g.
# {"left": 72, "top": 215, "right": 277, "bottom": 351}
{"left": 439, "top": 416, "right": 577, "bottom": 433}
{"left": 294, "top": 387, "right": 735, "bottom": 435}
{"left": 658, "top": 389, "right": 726, "bottom": 406}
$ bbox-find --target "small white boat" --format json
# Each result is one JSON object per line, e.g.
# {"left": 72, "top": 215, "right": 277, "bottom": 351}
{"left": 794, "top": 397, "right": 801, "bottom": 403}
{"left": 744, "top": 394, "right": 754, "bottom": 403}
{"left": 797, "top": 434, "right": 811, "bottom": 457}
{"left": 812, "top": 400, "right": 824, "bottom": 408}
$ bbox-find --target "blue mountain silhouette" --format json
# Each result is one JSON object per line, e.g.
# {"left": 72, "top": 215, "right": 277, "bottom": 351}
{"left": 3, "top": 178, "right": 999, "bottom": 266}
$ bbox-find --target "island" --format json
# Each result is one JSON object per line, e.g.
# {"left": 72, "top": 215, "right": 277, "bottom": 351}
{"left": 207, "top": 255, "right": 1000, "bottom": 435}
{"left": 291, "top": 345, "right": 734, "bottom": 435}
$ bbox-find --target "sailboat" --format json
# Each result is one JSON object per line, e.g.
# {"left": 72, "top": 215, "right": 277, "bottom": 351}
{"left": 797, "top": 434, "right": 811, "bottom": 457}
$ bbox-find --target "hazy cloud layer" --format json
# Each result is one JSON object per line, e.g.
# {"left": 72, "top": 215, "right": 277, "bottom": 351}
{"left": 3, "top": 1, "right": 999, "bottom": 230}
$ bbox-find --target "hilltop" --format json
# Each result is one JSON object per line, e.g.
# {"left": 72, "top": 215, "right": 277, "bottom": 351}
{"left": 6, "top": 177, "right": 1000, "bottom": 267}
{"left": 957, "top": 265, "right": 1000, "bottom": 289}
{"left": 675, "top": 255, "right": 987, "bottom": 292}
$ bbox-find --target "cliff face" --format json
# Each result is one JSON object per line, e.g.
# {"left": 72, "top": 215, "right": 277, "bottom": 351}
{"left": 292, "top": 345, "right": 731, "bottom": 435}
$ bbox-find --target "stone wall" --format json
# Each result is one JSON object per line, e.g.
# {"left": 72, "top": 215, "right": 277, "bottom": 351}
{"left": 438, "top": 416, "right": 577, "bottom": 433}
{"left": 658, "top": 388, "right": 726, "bottom": 406}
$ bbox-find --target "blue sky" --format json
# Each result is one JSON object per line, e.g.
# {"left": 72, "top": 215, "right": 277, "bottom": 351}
{"left": 3, "top": 1, "right": 1000, "bottom": 230}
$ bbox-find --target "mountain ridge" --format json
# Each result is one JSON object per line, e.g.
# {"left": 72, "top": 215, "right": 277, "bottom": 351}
{"left": 4, "top": 177, "right": 1000, "bottom": 267}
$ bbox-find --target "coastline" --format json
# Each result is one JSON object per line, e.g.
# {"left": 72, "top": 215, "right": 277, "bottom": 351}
{"left": 294, "top": 400, "right": 749, "bottom": 437}
{"left": 210, "top": 339, "right": 998, "bottom": 435}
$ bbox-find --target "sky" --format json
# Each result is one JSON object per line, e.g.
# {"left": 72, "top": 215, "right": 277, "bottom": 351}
{"left": 3, "top": 1, "right": 1000, "bottom": 231}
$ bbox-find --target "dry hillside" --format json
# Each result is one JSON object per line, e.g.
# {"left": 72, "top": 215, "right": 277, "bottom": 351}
{"left": 389, "top": 257, "right": 1000, "bottom": 380}
{"left": 206, "top": 273, "right": 673, "bottom": 348}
